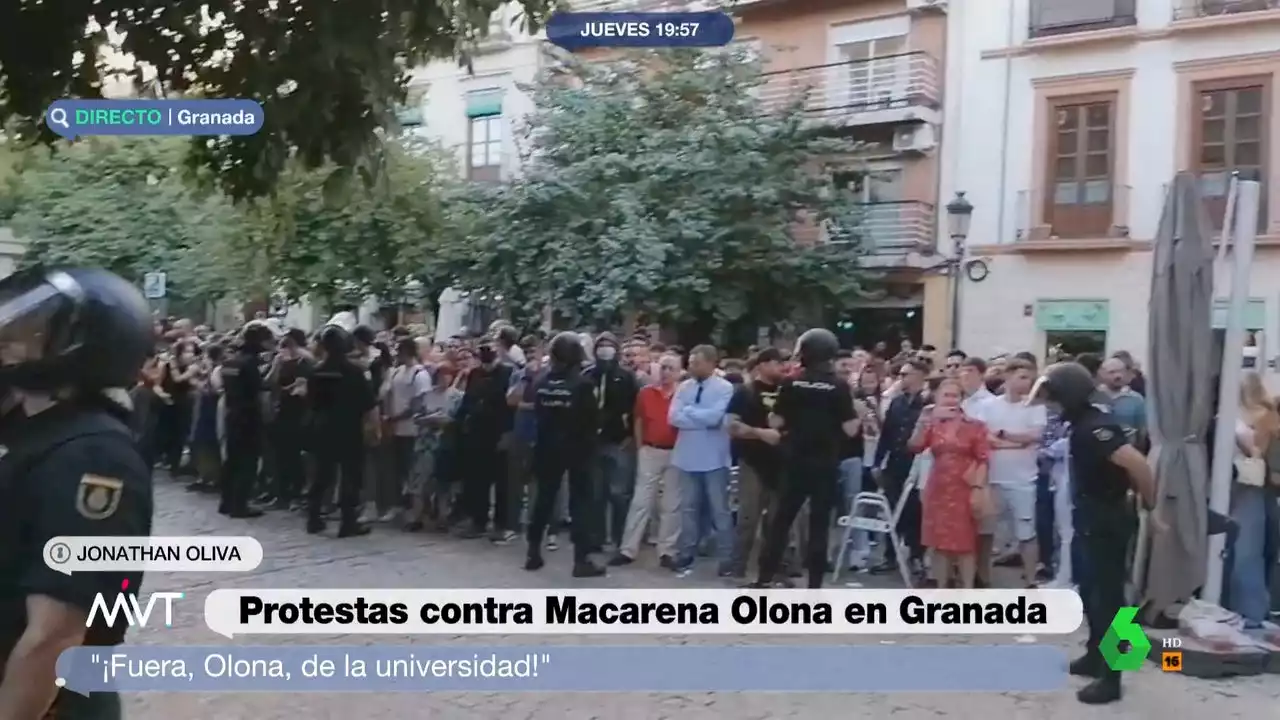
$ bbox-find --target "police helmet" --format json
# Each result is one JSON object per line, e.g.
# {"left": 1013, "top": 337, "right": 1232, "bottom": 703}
{"left": 795, "top": 328, "right": 839, "bottom": 367}
{"left": 549, "top": 332, "right": 584, "bottom": 368}
{"left": 0, "top": 266, "right": 152, "bottom": 391}
{"left": 1029, "top": 362, "right": 1097, "bottom": 415}
{"left": 319, "top": 324, "right": 354, "bottom": 358}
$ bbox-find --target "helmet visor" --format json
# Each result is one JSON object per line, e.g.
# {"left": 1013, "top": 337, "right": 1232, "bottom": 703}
{"left": 0, "top": 272, "right": 76, "bottom": 367}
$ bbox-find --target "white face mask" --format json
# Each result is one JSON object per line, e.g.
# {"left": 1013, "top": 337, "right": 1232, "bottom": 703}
{"left": 596, "top": 346, "right": 617, "bottom": 361}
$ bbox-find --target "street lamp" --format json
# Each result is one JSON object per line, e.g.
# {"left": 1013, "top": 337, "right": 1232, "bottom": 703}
{"left": 945, "top": 191, "right": 974, "bottom": 350}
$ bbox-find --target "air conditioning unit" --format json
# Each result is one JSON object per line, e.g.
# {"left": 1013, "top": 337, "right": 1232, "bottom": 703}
{"left": 907, "top": 0, "right": 948, "bottom": 13}
{"left": 892, "top": 124, "right": 936, "bottom": 154}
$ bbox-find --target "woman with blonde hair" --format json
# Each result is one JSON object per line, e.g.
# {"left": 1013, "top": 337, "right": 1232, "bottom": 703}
{"left": 1226, "top": 371, "right": 1280, "bottom": 628}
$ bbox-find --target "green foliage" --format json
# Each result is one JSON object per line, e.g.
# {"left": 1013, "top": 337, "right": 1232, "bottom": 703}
{"left": 0, "top": 0, "right": 555, "bottom": 198}
{"left": 451, "top": 49, "right": 872, "bottom": 329}
{"left": 8, "top": 137, "right": 242, "bottom": 300}
{"left": 233, "top": 136, "right": 462, "bottom": 306}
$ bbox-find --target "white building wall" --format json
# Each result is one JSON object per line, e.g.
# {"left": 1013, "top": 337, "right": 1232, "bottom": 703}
{"left": 939, "top": 0, "right": 1280, "bottom": 386}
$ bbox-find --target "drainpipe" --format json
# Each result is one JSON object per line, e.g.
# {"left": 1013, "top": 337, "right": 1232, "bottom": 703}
{"left": 994, "top": 0, "right": 1016, "bottom": 244}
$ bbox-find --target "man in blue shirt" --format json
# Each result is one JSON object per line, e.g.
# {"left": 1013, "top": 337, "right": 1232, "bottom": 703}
{"left": 667, "top": 344, "right": 735, "bottom": 575}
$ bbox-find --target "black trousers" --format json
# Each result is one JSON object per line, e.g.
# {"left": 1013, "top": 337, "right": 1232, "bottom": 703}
{"left": 758, "top": 460, "right": 839, "bottom": 588}
{"left": 526, "top": 452, "right": 593, "bottom": 563}
{"left": 1076, "top": 497, "right": 1134, "bottom": 682}
{"left": 309, "top": 439, "right": 364, "bottom": 526}
{"left": 160, "top": 393, "right": 195, "bottom": 472}
{"left": 880, "top": 464, "right": 923, "bottom": 562}
{"left": 273, "top": 417, "right": 306, "bottom": 503}
{"left": 221, "top": 428, "right": 260, "bottom": 512}
{"left": 461, "top": 433, "right": 507, "bottom": 531}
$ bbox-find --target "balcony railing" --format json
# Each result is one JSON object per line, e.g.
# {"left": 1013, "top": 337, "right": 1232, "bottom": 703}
{"left": 1028, "top": 0, "right": 1137, "bottom": 38}
{"left": 827, "top": 201, "right": 936, "bottom": 253}
{"left": 757, "top": 53, "right": 940, "bottom": 123}
{"left": 1014, "top": 183, "right": 1131, "bottom": 241}
{"left": 1173, "top": 0, "right": 1280, "bottom": 20}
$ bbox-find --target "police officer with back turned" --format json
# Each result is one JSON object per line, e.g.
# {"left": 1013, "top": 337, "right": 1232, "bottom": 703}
{"left": 219, "top": 321, "right": 274, "bottom": 518}
{"left": 752, "top": 328, "right": 858, "bottom": 589}
{"left": 1030, "top": 362, "right": 1156, "bottom": 705}
{"left": 524, "top": 332, "right": 605, "bottom": 577}
{"left": 307, "top": 324, "right": 376, "bottom": 538}
{"left": 0, "top": 267, "right": 154, "bottom": 720}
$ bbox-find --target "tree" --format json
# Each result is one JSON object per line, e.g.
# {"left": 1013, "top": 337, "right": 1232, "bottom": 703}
{"left": 232, "top": 136, "right": 463, "bottom": 309}
{"left": 0, "top": 0, "right": 554, "bottom": 198}
{"left": 452, "top": 49, "right": 873, "bottom": 335}
{"left": 8, "top": 137, "right": 243, "bottom": 302}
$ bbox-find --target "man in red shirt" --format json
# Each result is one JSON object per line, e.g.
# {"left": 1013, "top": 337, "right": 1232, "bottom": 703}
{"left": 612, "top": 352, "right": 684, "bottom": 567}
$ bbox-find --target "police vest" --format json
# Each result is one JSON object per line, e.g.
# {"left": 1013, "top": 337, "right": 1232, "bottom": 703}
{"left": 0, "top": 406, "right": 139, "bottom": 657}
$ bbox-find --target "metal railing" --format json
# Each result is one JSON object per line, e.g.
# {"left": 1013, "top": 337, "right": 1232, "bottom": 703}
{"left": 756, "top": 52, "right": 940, "bottom": 122}
{"left": 1028, "top": 0, "right": 1137, "bottom": 38}
{"left": 1013, "top": 183, "right": 1131, "bottom": 240}
{"left": 1173, "top": 0, "right": 1280, "bottom": 20}
{"left": 827, "top": 201, "right": 937, "bottom": 252}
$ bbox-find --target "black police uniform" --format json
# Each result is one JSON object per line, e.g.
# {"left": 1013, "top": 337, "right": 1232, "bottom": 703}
{"left": 756, "top": 364, "right": 854, "bottom": 588}
{"left": 220, "top": 344, "right": 265, "bottom": 518}
{"left": 1069, "top": 405, "right": 1135, "bottom": 694}
{"left": 525, "top": 335, "right": 604, "bottom": 577}
{"left": 306, "top": 349, "right": 376, "bottom": 536}
{"left": 0, "top": 266, "right": 154, "bottom": 720}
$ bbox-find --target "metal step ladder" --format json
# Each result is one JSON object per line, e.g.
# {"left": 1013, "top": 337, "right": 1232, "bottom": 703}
{"left": 832, "top": 474, "right": 916, "bottom": 588}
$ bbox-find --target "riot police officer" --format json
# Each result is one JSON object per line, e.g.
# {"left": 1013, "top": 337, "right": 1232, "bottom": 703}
{"left": 1030, "top": 362, "right": 1156, "bottom": 705}
{"left": 219, "top": 321, "right": 273, "bottom": 518}
{"left": 524, "top": 332, "right": 605, "bottom": 577}
{"left": 306, "top": 324, "right": 376, "bottom": 537}
{"left": 752, "top": 328, "right": 858, "bottom": 589}
{"left": 0, "top": 267, "right": 154, "bottom": 719}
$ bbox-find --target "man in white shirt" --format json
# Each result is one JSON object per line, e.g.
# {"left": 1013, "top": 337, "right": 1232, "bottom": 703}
{"left": 958, "top": 355, "right": 997, "bottom": 586}
{"left": 982, "top": 358, "right": 1046, "bottom": 587}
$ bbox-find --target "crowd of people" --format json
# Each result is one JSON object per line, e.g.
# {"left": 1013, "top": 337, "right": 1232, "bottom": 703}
{"left": 123, "top": 309, "right": 1280, "bottom": 704}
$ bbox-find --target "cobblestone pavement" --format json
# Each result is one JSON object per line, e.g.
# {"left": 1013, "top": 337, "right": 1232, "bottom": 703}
{"left": 123, "top": 480, "right": 1278, "bottom": 719}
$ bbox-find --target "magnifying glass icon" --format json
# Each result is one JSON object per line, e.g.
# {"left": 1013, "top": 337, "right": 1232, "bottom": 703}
{"left": 48, "top": 108, "right": 69, "bottom": 129}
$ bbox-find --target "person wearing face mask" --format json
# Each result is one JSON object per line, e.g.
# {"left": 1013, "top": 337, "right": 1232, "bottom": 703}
{"left": 584, "top": 332, "right": 640, "bottom": 555}
{"left": 454, "top": 341, "right": 516, "bottom": 540}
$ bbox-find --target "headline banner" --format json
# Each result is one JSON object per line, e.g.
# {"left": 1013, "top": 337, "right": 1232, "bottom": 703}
{"left": 56, "top": 645, "right": 1069, "bottom": 694}
{"left": 202, "top": 589, "right": 1084, "bottom": 636}
{"left": 46, "top": 99, "right": 264, "bottom": 138}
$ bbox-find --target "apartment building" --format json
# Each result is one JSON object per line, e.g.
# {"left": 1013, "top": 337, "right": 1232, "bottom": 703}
{"left": 941, "top": 0, "right": 1280, "bottom": 369}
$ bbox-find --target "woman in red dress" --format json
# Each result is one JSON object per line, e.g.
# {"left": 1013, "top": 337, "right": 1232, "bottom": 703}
{"left": 908, "top": 378, "right": 991, "bottom": 588}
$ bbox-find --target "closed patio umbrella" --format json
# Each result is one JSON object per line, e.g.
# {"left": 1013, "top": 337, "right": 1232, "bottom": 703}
{"left": 1139, "top": 171, "right": 1216, "bottom": 616}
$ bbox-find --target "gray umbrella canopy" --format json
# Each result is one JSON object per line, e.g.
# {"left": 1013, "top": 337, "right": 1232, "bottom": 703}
{"left": 1141, "top": 171, "right": 1216, "bottom": 614}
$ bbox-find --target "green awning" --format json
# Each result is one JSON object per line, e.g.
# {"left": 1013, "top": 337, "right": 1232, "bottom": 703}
{"left": 1212, "top": 298, "right": 1267, "bottom": 330}
{"left": 465, "top": 89, "right": 503, "bottom": 118}
{"left": 1034, "top": 299, "right": 1110, "bottom": 332}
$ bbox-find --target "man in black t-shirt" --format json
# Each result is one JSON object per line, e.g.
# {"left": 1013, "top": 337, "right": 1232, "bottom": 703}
{"left": 726, "top": 348, "right": 786, "bottom": 578}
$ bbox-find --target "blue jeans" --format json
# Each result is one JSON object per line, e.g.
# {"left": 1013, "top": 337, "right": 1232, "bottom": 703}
{"left": 1035, "top": 468, "right": 1055, "bottom": 572}
{"left": 678, "top": 467, "right": 732, "bottom": 568}
{"left": 1225, "top": 483, "right": 1277, "bottom": 626}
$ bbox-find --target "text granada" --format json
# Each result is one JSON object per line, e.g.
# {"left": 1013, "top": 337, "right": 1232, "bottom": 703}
{"left": 899, "top": 595, "right": 1048, "bottom": 624}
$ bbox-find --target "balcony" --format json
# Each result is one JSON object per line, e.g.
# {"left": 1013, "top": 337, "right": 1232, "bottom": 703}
{"left": 827, "top": 201, "right": 937, "bottom": 253}
{"left": 1173, "top": 0, "right": 1280, "bottom": 19}
{"left": 1028, "top": 0, "right": 1137, "bottom": 39}
{"left": 757, "top": 53, "right": 941, "bottom": 128}
{"left": 1014, "top": 183, "right": 1135, "bottom": 247}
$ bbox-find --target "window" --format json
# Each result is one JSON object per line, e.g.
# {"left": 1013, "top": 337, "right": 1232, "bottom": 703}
{"left": 1194, "top": 80, "right": 1268, "bottom": 229}
{"left": 838, "top": 35, "right": 907, "bottom": 109}
{"left": 1029, "top": 0, "right": 1137, "bottom": 38}
{"left": 1045, "top": 330, "right": 1106, "bottom": 358}
{"left": 1046, "top": 98, "right": 1114, "bottom": 238}
{"left": 838, "top": 167, "right": 904, "bottom": 203}
{"left": 468, "top": 115, "right": 502, "bottom": 182}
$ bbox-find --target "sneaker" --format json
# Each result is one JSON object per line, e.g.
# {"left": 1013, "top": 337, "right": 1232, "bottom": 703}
{"left": 546, "top": 534, "right": 559, "bottom": 551}
{"left": 608, "top": 554, "right": 633, "bottom": 567}
{"left": 357, "top": 503, "right": 378, "bottom": 524}
{"left": 491, "top": 530, "right": 519, "bottom": 545}
{"left": 378, "top": 509, "right": 400, "bottom": 523}
{"left": 658, "top": 555, "right": 678, "bottom": 571}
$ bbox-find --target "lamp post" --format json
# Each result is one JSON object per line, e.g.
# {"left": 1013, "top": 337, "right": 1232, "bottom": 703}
{"left": 945, "top": 191, "right": 974, "bottom": 350}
